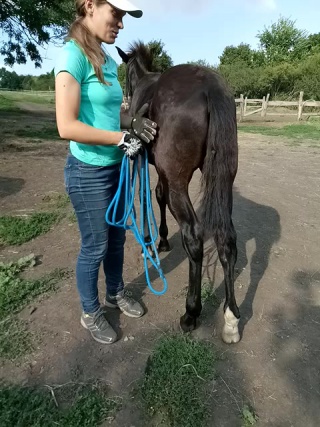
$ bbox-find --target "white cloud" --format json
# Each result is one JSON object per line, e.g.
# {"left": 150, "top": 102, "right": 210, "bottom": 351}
{"left": 134, "top": 0, "right": 277, "bottom": 15}
{"left": 133, "top": 0, "right": 211, "bottom": 15}
{"left": 245, "top": 0, "right": 277, "bottom": 11}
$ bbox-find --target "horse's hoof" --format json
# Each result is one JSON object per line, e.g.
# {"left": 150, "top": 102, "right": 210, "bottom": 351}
{"left": 158, "top": 240, "right": 171, "bottom": 252}
{"left": 180, "top": 313, "right": 197, "bottom": 332}
{"left": 221, "top": 307, "right": 240, "bottom": 344}
{"left": 141, "top": 247, "right": 155, "bottom": 259}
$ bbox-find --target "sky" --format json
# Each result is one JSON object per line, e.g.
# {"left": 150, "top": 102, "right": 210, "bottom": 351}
{"left": 1, "top": 0, "right": 319, "bottom": 76}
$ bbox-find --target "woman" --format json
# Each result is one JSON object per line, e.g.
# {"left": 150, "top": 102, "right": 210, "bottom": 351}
{"left": 55, "top": 0, "right": 157, "bottom": 344}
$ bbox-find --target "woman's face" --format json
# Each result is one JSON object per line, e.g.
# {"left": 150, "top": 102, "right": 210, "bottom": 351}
{"left": 85, "top": 1, "right": 126, "bottom": 44}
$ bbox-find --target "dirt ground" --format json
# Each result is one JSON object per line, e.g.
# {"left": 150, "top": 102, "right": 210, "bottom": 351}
{"left": 0, "top": 107, "right": 319, "bottom": 426}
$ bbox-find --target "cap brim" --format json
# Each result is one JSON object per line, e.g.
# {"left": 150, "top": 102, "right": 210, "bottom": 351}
{"left": 127, "top": 10, "right": 143, "bottom": 18}
{"left": 108, "top": 1, "right": 143, "bottom": 18}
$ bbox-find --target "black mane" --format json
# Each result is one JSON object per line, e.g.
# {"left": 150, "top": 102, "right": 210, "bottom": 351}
{"left": 127, "top": 40, "right": 154, "bottom": 72}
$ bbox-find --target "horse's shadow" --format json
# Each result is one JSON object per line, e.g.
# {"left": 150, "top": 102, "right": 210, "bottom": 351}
{"left": 127, "top": 187, "right": 281, "bottom": 336}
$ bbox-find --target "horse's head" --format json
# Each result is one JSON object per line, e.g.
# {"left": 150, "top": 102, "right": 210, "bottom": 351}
{"left": 116, "top": 41, "right": 154, "bottom": 98}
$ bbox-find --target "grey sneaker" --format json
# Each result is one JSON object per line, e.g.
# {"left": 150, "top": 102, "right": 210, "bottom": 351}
{"left": 104, "top": 290, "right": 145, "bottom": 318}
{"left": 80, "top": 307, "right": 117, "bottom": 344}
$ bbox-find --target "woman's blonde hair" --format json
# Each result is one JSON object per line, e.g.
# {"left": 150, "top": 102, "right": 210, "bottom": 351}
{"left": 67, "top": 0, "right": 109, "bottom": 84}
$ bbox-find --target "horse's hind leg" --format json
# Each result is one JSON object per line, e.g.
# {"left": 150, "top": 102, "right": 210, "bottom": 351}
{"left": 167, "top": 187, "right": 203, "bottom": 332}
{"left": 214, "top": 220, "right": 240, "bottom": 343}
{"left": 155, "top": 178, "right": 170, "bottom": 252}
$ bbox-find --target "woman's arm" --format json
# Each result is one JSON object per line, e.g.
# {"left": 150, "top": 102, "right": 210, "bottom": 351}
{"left": 55, "top": 72, "right": 123, "bottom": 145}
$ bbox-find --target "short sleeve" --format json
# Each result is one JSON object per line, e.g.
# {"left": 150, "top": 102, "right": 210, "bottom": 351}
{"left": 54, "top": 42, "right": 87, "bottom": 84}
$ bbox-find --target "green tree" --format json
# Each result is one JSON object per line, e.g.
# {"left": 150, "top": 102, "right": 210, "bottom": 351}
{"left": 218, "top": 61, "right": 262, "bottom": 97}
{"left": 0, "top": 68, "right": 24, "bottom": 89}
{"left": 219, "top": 43, "right": 256, "bottom": 67}
{"left": 147, "top": 40, "right": 173, "bottom": 72}
{"left": 0, "top": 0, "right": 74, "bottom": 67}
{"left": 117, "top": 62, "right": 126, "bottom": 92}
{"left": 294, "top": 53, "right": 320, "bottom": 100}
{"left": 307, "top": 33, "right": 320, "bottom": 54}
{"left": 187, "top": 59, "right": 214, "bottom": 68}
{"left": 257, "top": 17, "right": 309, "bottom": 64}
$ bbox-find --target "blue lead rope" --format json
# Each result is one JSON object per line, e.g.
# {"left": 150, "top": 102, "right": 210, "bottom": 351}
{"left": 105, "top": 151, "right": 168, "bottom": 296}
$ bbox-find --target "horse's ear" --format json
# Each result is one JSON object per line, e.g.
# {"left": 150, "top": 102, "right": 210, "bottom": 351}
{"left": 115, "top": 46, "right": 129, "bottom": 64}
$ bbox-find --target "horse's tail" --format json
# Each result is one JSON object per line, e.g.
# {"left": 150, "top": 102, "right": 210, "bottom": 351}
{"left": 200, "top": 82, "right": 238, "bottom": 238}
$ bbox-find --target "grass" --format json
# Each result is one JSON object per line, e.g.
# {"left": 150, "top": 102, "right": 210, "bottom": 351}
{"left": 0, "top": 212, "right": 61, "bottom": 246}
{"left": 0, "top": 90, "right": 55, "bottom": 105}
{"left": 0, "top": 94, "right": 21, "bottom": 112}
{"left": 0, "top": 381, "right": 121, "bottom": 427}
{"left": 201, "top": 280, "right": 221, "bottom": 308}
{"left": 0, "top": 317, "right": 33, "bottom": 360}
{"left": 0, "top": 254, "right": 66, "bottom": 321}
{"left": 139, "top": 334, "right": 216, "bottom": 427}
{"left": 239, "top": 122, "right": 320, "bottom": 142}
{"left": 14, "top": 127, "right": 60, "bottom": 140}
{"left": 42, "top": 192, "right": 70, "bottom": 209}
{"left": 241, "top": 405, "right": 258, "bottom": 426}
{"left": 0, "top": 254, "right": 68, "bottom": 360}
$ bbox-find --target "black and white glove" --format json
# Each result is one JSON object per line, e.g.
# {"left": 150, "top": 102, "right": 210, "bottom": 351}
{"left": 118, "top": 132, "right": 143, "bottom": 159}
{"left": 122, "top": 104, "right": 157, "bottom": 143}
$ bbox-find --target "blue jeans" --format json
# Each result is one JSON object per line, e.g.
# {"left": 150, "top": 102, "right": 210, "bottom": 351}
{"left": 64, "top": 154, "right": 126, "bottom": 314}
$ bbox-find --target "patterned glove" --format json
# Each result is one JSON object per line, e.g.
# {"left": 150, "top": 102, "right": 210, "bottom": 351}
{"left": 118, "top": 132, "right": 143, "bottom": 159}
{"left": 131, "top": 104, "right": 157, "bottom": 143}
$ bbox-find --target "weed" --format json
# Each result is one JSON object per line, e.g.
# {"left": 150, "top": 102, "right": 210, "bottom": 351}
{"left": 0, "top": 317, "right": 33, "bottom": 360}
{"left": 0, "top": 254, "right": 67, "bottom": 320}
{"left": 139, "top": 334, "right": 216, "bottom": 427}
{"left": 0, "top": 381, "right": 121, "bottom": 427}
{"left": 241, "top": 405, "right": 258, "bottom": 426}
{"left": 0, "top": 255, "right": 68, "bottom": 360}
{"left": 201, "top": 280, "right": 220, "bottom": 307}
{"left": 0, "top": 212, "right": 60, "bottom": 246}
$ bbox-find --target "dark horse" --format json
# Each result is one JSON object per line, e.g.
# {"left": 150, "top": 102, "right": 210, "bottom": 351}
{"left": 117, "top": 42, "right": 240, "bottom": 343}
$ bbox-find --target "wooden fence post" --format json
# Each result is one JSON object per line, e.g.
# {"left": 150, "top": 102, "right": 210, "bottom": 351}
{"left": 261, "top": 96, "right": 266, "bottom": 117}
{"left": 262, "top": 93, "right": 270, "bottom": 119}
{"left": 298, "top": 91, "right": 304, "bottom": 121}
{"left": 244, "top": 97, "right": 248, "bottom": 115}
{"left": 239, "top": 94, "right": 244, "bottom": 122}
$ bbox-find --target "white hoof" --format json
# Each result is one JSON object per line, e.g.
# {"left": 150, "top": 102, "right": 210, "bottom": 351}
{"left": 222, "top": 307, "right": 240, "bottom": 344}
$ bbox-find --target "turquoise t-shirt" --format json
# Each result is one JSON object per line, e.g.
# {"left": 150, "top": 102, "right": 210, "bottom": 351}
{"left": 54, "top": 40, "right": 124, "bottom": 166}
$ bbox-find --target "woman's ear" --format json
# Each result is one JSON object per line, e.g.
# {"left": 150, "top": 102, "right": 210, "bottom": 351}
{"left": 84, "top": 0, "right": 95, "bottom": 16}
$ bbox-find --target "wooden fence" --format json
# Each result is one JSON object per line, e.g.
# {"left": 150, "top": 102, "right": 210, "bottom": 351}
{"left": 236, "top": 91, "right": 320, "bottom": 122}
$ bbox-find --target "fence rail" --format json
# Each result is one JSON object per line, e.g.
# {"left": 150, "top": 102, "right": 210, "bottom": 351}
{"left": 2, "top": 89, "right": 320, "bottom": 122}
{"left": 0, "top": 88, "right": 54, "bottom": 94}
{"left": 236, "top": 91, "right": 320, "bottom": 122}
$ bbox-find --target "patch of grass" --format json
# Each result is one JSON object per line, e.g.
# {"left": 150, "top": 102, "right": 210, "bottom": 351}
{"left": 0, "top": 381, "right": 121, "bottom": 427}
{"left": 0, "top": 212, "right": 61, "bottom": 246}
{"left": 139, "top": 334, "right": 216, "bottom": 427}
{"left": 0, "top": 91, "right": 55, "bottom": 105}
{"left": 0, "top": 317, "right": 33, "bottom": 360}
{"left": 241, "top": 405, "right": 258, "bottom": 426}
{"left": 42, "top": 192, "right": 70, "bottom": 209}
{"left": 0, "top": 95, "right": 20, "bottom": 112}
{"left": 0, "top": 254, "right": 66, "bottom": 321}
{"left": 239, "top": 122, "right": 320, "bottom": 142}
{"left": 14, "top": 127, "right": 59, "bottom": 140}
{"left": 0, "top": 254, "right": 69, "bottom": 360}
{"left": 201, "top": 280, "right": 220, "bottom": 307}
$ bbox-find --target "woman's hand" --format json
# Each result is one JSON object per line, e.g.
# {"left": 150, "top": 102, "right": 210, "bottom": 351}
{"left": 131, "top": 104, "right": 157, "bottom": 143}
{"left": 117, "top": 132, "right": 143, "bottom": 159}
